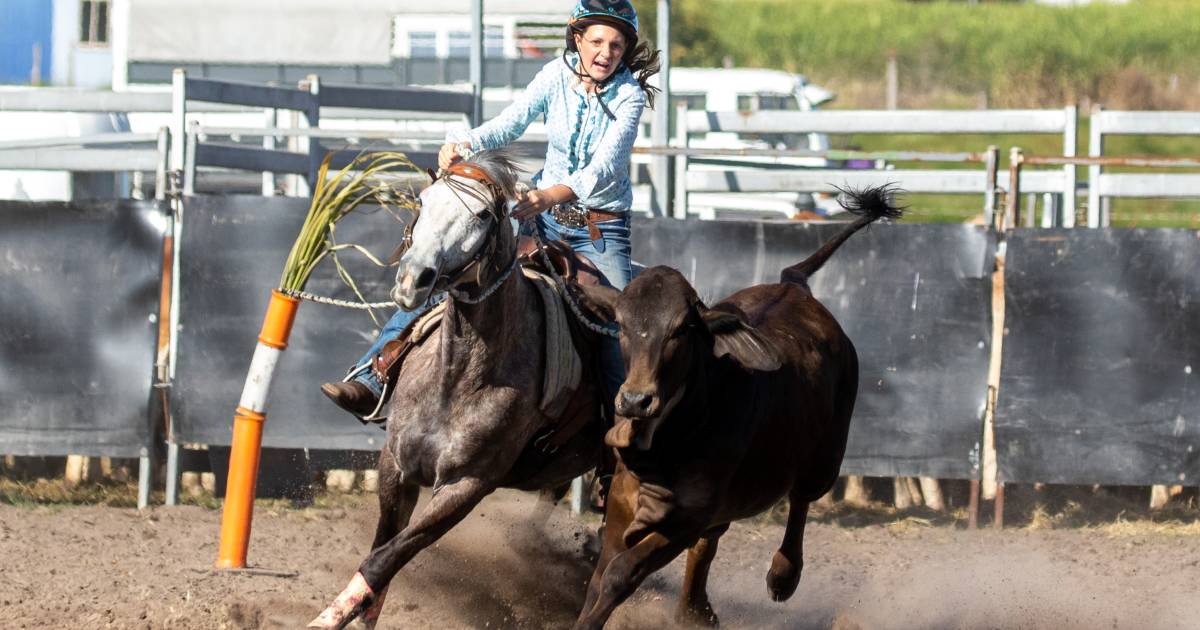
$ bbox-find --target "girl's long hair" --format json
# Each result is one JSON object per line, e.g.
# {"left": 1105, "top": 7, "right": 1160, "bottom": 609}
{"left": 566, "top": 18, "right": 662, "bottom": 109}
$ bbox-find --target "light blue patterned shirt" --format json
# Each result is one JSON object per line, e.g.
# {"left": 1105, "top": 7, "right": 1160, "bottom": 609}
{"left": 449, "top": 54, "right": 646, "bottom": 212}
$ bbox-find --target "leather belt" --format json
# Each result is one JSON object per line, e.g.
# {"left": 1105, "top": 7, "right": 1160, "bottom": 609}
{"left": 549, "top": 204, "right": 625, "bottom": 242}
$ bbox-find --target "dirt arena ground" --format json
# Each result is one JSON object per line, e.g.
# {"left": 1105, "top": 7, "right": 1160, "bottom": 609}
{"left": 2, "top": 486, "right": 1200, "bottom": 630}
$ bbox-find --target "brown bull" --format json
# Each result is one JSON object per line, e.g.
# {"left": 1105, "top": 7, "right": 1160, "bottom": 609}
{"left": 572, "top": 186, "right": 902, "bottom": 629}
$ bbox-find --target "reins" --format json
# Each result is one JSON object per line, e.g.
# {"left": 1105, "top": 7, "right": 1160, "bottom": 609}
{"left": 401, "top": 156, "right": 618, "bottom": 337}
{"left": 399, "top": 160, "right": 515, "bottom": 305}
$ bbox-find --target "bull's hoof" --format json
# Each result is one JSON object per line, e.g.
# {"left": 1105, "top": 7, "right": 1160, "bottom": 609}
{"left": 675, "top": 601, "right": 720, "bottom": 627}
{"left": 308, "top": 572, "right": 376, "bottom": 629}
{"left": 765, "top": 551, "right": 802, "bottom": 602}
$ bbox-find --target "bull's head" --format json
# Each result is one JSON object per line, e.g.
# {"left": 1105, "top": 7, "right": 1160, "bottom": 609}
{"left": 580, "top": 266, "right": 782, "bottom": 450}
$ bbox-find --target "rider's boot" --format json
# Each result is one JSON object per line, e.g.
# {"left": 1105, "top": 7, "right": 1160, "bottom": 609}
{"left": 320, "top": 381, "right": 380, "bottom": 418}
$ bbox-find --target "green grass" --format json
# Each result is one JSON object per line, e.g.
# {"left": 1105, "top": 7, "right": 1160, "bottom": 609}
{"left": 835, "top": 116, "right": 1200, "bottom": 226}
{"left": 636, "top": 0, "right": 1200, "bottom": 109}
{"left": 630, "top": 0, "right": 1200, "bottom": 226}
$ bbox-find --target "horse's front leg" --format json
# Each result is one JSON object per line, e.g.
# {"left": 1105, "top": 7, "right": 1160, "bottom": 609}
{"left": 358, "top": 453, "right": 421, "bottom": 629}
{"left": 308, "top": 476, "right": 493, "bottom": 629}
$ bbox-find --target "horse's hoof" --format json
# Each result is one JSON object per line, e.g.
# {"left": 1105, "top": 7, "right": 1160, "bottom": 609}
{"left": 309, "top": 572, "right": 375, "bottom": 629}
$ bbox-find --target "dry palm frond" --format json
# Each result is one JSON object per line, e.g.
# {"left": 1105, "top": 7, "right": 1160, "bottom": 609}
{"left": 279, "top": 151, "right": 420, "bottom": 293}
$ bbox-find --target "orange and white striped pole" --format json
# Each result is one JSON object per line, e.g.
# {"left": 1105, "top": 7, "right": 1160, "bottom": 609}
{"left": 215, "top": 289, "right": 300, "bottom": 569}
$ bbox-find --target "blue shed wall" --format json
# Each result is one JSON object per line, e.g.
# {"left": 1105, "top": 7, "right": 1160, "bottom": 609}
{"left": 0, "top": 0, "right": 54, "bottom": 84}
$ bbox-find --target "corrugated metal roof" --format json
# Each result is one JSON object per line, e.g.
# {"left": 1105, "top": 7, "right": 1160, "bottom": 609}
{"left": 126, "top": 0, "right": 568, "bottom": 64}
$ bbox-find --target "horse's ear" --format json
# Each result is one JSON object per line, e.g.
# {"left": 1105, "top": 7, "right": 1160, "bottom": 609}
{"left": 572, "top": 283, "right": 620, "bottom": 324}
{"left": 700, "top": 306, "right": 782, "bottom": 372}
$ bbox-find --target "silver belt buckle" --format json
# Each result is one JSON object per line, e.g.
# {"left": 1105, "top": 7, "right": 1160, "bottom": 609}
{"left": 553, "top": 203, "right": 589, "bottom": 228}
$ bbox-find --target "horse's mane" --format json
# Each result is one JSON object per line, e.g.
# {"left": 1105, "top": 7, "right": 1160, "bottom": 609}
{"left": 466, "top": 148, "right": 523, "bottom": 200}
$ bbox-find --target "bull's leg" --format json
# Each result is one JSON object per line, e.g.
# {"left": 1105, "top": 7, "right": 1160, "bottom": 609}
{"left": 580, "top": 466, "right": 639, "bottom": 617}
{"left": 579, "top": 503, "right": 631, "bottom": 617}
{"left": 572, "top": 531, "right": 694, "bottom": 630}
{"left": 675, "top": 524, "right": 729, "bottom": 627}
{"left": 766, "top": 497, "right": 810, "bottom": 602}
{"left": 309, "top": 476, "right": 493, "bottom": 629}
{"left": 359, "top": 455, "right": 420, "bottom": 630}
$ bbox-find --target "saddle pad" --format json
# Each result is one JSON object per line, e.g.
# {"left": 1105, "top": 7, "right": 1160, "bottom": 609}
{"left": 401, "top": 275, "right": 580, "bottom": 418}
{"left": 521, "top": 267, "right": 583, "bottom": 418}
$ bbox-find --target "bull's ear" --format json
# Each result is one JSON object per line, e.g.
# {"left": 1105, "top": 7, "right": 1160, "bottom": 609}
{"left": 572, "top": 283, "right": 620, "bottom": 324}
{"left": 700, "top": 308, "right": 783, "bottom": 372}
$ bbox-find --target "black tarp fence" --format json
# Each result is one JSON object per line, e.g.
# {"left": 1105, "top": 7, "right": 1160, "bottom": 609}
{"left": 171, "top": 195, "right": 398, "bottom": 450}
{"left": 8, "top": 193, "right": 1198, "bottom": 489}
{"left": 0, "top": 200, "right": 164, "bottom": 457}
{"left": 996, "top": 228, "right": 1200, "bottom": 486}
{"left": 632, "top": 218, "right": 994, "bottom": 479}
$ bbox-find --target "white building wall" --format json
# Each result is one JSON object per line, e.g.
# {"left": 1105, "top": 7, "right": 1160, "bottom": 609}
{"left": 50, "top": 0, "right": 79, "bottom": 85}
{"left": 50, "top": 0, "right": 114, "bottom": 87}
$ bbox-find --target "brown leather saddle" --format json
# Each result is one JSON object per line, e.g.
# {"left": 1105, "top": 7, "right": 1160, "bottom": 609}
{"left": 515, "top": 236, "right": 606, "bottom": 287}
{"left": 367, "top": 238, "right": 606, "bottom": 412}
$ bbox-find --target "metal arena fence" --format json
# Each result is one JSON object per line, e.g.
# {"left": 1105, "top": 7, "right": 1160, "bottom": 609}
{"left": 1, "top": 75, "right": 1198, "bottom": 518}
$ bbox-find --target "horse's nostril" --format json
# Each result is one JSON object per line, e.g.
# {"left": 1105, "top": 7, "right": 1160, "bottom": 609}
{"left": 414, "top": 268, "right": 436, "bottom": 290}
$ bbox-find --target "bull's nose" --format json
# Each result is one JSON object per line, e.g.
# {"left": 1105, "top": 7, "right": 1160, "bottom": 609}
{"left": 616, "top": 390, "right": 654, "bottom": 417}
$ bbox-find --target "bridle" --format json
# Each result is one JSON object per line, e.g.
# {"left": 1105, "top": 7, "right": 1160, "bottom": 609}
{"left": 394, "top": 160, "right": 518, "bottom": 305}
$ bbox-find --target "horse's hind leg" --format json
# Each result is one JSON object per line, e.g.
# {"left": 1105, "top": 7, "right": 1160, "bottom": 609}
{"left": 531, "top": 482, "right": 570, "bottom": 529}
{"left": 766, "top": 495, "right": 810, "bottom": 602}
{"left": 675, "top": 524, "right": 729, "bottom": 627}
{"left": 309, "top": 476, "right": 493, "bottom": 629}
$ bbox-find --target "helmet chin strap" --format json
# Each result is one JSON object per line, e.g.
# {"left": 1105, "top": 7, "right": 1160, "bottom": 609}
{"left": 563, "top": 51, "right": 620, "bottom": 120}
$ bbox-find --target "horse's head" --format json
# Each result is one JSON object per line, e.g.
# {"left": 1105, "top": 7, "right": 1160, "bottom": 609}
{"left": 392, "top": 149, "right": 522, "bottom": 310}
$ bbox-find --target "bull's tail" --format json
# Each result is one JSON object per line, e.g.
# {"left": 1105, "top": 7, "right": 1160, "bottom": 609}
{"left": 780, "top": 184, "right": 904, "bottom": 285}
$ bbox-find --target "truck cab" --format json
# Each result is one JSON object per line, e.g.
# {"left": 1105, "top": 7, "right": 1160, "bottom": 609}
{"left": 663, "top": 67, "right": 840, "bottom": 220}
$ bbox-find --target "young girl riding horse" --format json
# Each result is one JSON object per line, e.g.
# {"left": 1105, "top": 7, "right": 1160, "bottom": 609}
{"left": 322, "top": 0, "right": 660, "bottom": 418}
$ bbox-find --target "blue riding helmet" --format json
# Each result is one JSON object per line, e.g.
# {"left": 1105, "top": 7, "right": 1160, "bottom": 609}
{"left": 570, "top": 0, "right": 639, "bottom": 34}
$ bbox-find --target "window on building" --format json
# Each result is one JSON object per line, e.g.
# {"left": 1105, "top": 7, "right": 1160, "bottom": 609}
{"left": 485, "top": 25, "right": 504, "bottom": 58}
{"left": 671, "top": 94, "right": 708, "bottom": 111}
{"left": 80, "top": 0, "right": 110, "bottom": 45}
{"left": 759, "top": 95, "right": 799, "bottom": 111}
{"left": 447, "top": 31, "right": 471, "bottom": 58}
{"left": 447, "top": 26, "right": 507, "bottom": 58}
{"left": 408, "top": 31, "right": 438, "bottom": 57}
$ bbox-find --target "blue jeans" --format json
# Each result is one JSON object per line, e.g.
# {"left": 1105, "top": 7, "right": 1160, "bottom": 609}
{"left": 349, "top": 211, "right": 631, "bottom": 405}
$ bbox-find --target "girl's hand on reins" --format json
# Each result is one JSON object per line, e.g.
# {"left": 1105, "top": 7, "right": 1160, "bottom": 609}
{"left": 437, "top": 142, "right": 472, "bottom": 171}
{"left": 512, "top": 185, "right": 575, "bottom": 221}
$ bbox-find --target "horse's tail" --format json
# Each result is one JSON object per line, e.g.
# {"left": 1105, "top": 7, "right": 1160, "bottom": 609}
{"left": 780, "top": 184, "right": 904, "bottom": 285}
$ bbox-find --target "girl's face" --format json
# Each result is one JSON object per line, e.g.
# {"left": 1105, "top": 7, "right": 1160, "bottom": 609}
{"left": 573, "top": 24, "right": 628, "bottom": 83}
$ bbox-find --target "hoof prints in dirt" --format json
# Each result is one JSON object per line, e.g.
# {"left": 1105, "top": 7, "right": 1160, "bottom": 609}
{"left": 5, "top": 492, "right": 1200, "bottom": 629}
